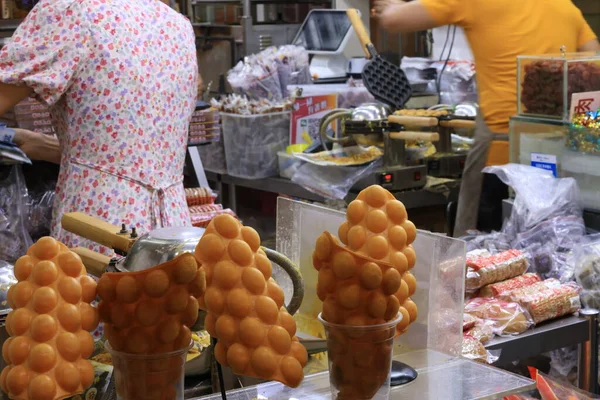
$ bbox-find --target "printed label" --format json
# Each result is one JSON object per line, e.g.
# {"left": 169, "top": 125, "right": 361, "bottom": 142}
{"left": 531, "top": 153, "right": 557, "bottom": 177}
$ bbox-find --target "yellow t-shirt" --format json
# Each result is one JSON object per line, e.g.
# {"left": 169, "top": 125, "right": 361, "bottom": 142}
{"left": 420, "top": 0, "right": 597, "bottom": 133}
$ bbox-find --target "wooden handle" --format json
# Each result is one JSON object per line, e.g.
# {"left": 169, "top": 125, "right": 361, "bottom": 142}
{"left": 71, "top": 247, "right": 111, "bottom": 278}
{"left": 440, "top": 119, "right": 476, "bottom": 129}
{"left": 390, "top": 131, "right": 440, "bottom": 142}
{"left": 388, "top": 115, "right": 438, "bottom": 127}
{"left": 346, "top": 9, "right": 371, "bottom": 58}
{"left": 61, "top": 212, "right": 135, "bottom": 253}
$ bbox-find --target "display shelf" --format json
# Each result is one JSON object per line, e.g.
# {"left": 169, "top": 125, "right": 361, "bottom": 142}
{"left": 0, "top": 19, "right": 22, "bottom": 31}
{"left": 193, "top": 349, "right": 535, "bottom": 399}
{"left": 485, "top": 315, "right": 589, "bottom": 366}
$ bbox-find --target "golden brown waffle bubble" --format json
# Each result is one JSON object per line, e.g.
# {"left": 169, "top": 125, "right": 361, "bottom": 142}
{"left": 315, "top": 185, "right": 418, "bottom": 335}
{"left": 97, "top": 253, "right": 205, "bottom": 355}
{"left": 195, "top": 215, "right": 308, "bottom": 388}
{"left": 1, "top": 237, "right": 99, "bottom": 400}
{"left": 97, "top": 253, "right": 205, "bottom": 400}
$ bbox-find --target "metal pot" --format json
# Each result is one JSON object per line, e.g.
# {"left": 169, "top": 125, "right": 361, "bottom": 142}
{"left": 319, "top": 102, "right": 392, "bottom": 149}
{"left": 61, "top": 212, "right": 304, "bottom": 315}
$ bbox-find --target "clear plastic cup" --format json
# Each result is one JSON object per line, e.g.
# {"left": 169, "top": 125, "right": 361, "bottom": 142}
{"left": 319, "top": 313, "right": 401, "bottom": 400}
{"left": 106, "top": 342, "right": 191, "bottom": 400}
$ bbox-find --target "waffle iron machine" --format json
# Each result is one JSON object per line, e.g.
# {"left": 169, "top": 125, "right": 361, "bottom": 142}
{"left": 393, "top": 107, "right": 476, "bottom": 178}
{"left": 319, "top": 103, "right": 439, "bottom": 191}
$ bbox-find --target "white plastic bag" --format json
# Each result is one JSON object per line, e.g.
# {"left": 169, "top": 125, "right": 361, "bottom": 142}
{"left": 483, "top": 164, "right": 582, "bottom": 233}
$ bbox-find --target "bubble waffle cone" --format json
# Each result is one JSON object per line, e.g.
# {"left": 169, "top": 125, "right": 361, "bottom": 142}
{"left": 96, "top": 253, "right": 205, "bottom": 400}
{"left": 314, "top": 185, "right": 418, "bottom": 334}
{"left": 195, "top": 214, "right": 308, "bottom": 388}
{"left": 97, "top": 253, "right": 205, "bottom": 354}
{"left": 2, "top": 237, "right": 99, "bottom": 400}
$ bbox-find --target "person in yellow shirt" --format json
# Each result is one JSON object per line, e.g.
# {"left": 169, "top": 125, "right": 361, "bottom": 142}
{"left": 373, "top": 0, "right": 599, "bottom": 236}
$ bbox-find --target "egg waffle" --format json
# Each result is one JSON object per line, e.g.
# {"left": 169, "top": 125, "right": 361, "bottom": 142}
{"left": 2, "top": 237, "right": 99, "bottom": 400}
{"left": 195, "top": 215, "right": 308, "bottom": 388}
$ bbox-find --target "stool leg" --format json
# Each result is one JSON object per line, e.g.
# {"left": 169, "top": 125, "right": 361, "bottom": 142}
{"left": 578, "top": 309, "right": 599, "bottom": 393}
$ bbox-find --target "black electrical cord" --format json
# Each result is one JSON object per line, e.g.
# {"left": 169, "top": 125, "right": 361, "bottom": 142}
{"left": 436, "top": 25, "right": 457, "bottom": 104}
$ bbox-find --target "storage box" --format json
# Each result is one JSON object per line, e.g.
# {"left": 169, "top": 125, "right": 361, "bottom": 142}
{"left": 221, "top": 112, "right": 290, "bottom": 179}
{"left": 277, "top": 151, "right": 304, "bottom": 179}
{"left": 509, "top": 115, "right": 568, "bottom": 164}
{"left": 517, "top": 52, "right": 600, "bottom": 120}
{"left": 561, "top": 150, "right": 600, "bottom": 211}
{"left": 196, "top": 138, "right": 227, "bottom": 174}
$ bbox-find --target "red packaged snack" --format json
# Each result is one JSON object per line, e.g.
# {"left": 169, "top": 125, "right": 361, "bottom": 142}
{"left": 503, "top": 280, "right": 582, "bottom": 324}
{"left": 480, "top": 273, "right": 541, "bottom": 297}
{"left": 528, "top": 367, "right": 600, "bottom": 400}
{"left": 466, "top": 249, "right": 529, "bottom": 290}
{"left": 184, "top": 187, "right": 217, "bottom": 206}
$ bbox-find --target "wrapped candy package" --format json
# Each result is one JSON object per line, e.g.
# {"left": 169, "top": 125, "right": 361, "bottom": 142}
{"left": 464, "top": 297, "right": 533, "bottom": 336}
{"left": 466, "top": 249, "right": 529, "bottom": 290}
{"left": 195, "top": 215, "right": 308, "bottom": 388}
{"left": 479, "top": 273, "right": 541, "bottom": 298}
{"left": 501, "top": 279, "right": 582, "bottom": 324}
{"left": 2, "top": 237, "right": 99, "bottom": 400}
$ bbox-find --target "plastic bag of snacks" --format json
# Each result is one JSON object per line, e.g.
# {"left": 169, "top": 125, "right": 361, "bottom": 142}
{"left": 274, "top": 45, "right": 311, "bottom": 98}
{"left": 185, "top": 187, "right": 216, "bottom": 206}
{"left": 465, "top": 297, "right": 533, "bottom": 336}
{"left": 0, "top": 165, "right": 33, "bottom": 263}
{"left": 528, "top": 367, "right": 600, "bottom": 400}
{"left": 464, "top": 318, "right": 495, "bottom": 344}
{"left": 466, "top": 249, "right": 529, "bottom": 290}
{"left": 502, "top": 279, "right": 582, "bottom": 324}
{"left": 228, "top": 54, "right": 283, "bottom": 101}
{"left": 479, "top": 273, "right": 541, "bottom": 298}
{"left": 211, "top": 94, "right": 293, "bottom": 115}
{"left": 462, "top": 335, "right": 498, "bottom": 364}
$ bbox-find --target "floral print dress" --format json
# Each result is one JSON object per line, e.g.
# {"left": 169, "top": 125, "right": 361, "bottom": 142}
{"left": 0, "top": 0, "right": 198, "bottom": 254}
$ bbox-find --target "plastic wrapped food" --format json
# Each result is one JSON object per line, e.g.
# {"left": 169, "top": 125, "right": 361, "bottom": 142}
{"left": 529, "top": 367, "right": 600, "bottom": 400}
{"left": 185, "top": 187, "right": 216, "bottom": 206}
{"left": 228, "top": 56, "right": 283, "bottom": 101}
{"left": 466, "top": 249, "right": 529, "bottom": 290}
{"left": 465, "top": 297, "right": 533, "bottom": 336}
{"left": 211, "top": 94, "right": 293, "bottom": 116}
{"left": 0, "top": 165, "right": 33, "bottom": 263}
{"left": 195, "top": 214, "right": 308, "bottom": 388}
{"left": 465, "top": 319, "right": 495, "bottom": 344}
{"left": 461, "top": 335, "right": 498, "bottom": 364}
{"left": 483, "top": 164, "right": 582, "bottom": 235}
{"left": 0, "top": 261, "right": 17, "bottom": 314}
{"left": 479, "top": 273, "right": 541, "bottom": 298}
{"left": 463, "top": 313, "right": 477, "bottom": 331}
{"left": 274, "top": 45, "right": 311, "bottom": 98}
{"left": 503, "top": 280, "right": 582, "bottom": 324}
{"left": 521, "top": 60, "right": 600, "bottom": 117}
{"left": 189, "top": 207, "right": 237, "bottom": 228}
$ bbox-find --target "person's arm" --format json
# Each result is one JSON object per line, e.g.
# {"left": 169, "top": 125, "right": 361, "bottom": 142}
{"left": 0, "top": 82, "right": 31, "bottom": 115}
{"left": 0, "top": 83, "right": 60, "bottom": 164}
{"left": 579, "top": 39, "right": 600, "bottom": 53}
{"left": 377, "top": 1, "right": 440, "bottom": 33}
{"left": 13, "top": 128, "right": 61, "bottom": 164}
{"left": 374, "top": 0, "right": 471, "bottom": 34}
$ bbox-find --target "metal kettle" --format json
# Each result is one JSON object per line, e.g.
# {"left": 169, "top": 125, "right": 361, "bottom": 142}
{"left": 61, "top": 212, "right": 305, "bottom": 316}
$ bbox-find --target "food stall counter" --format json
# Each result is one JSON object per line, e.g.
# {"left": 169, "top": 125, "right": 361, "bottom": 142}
{"left": 194, "top": 349, "right": 535, "bottom": 400}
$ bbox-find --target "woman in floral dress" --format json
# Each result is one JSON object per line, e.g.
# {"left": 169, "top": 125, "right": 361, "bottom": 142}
{"left": 0, "top": 0, "right": 198, "bottom": 254}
